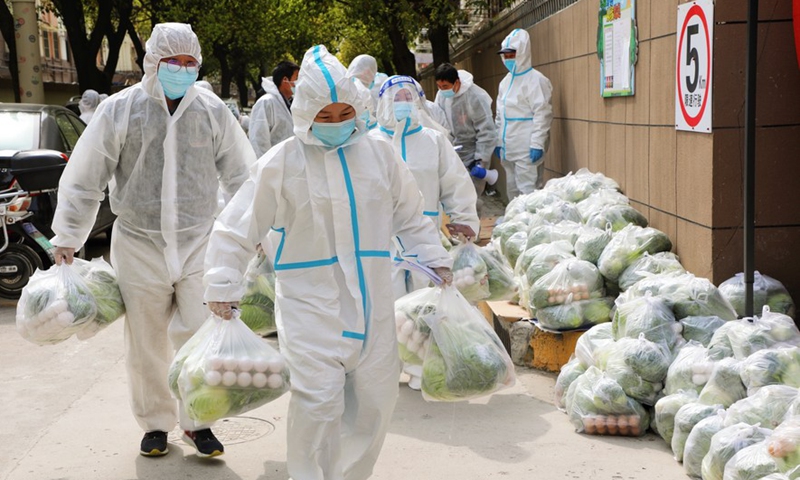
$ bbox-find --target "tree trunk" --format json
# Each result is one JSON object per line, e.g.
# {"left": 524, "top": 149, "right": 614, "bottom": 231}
{"left": 235, "top": 71, "right": 248, "bottom": 108}
{"left": 428, "top": 22, "right": 450, "bottom": 67}
{"left": 0, "top": 2, "right": 20, "bottom": 102}
{"left": 387, "top": 24, "right": 417, "bottom": 78}
{"left": 214, "top": 45, "right": 232, "bottom": 99}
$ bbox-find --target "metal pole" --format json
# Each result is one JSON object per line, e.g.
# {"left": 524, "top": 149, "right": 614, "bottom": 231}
{"left": 11, "top": 0, "right": 45, "bottom": 103}
{"left": 743, "top": 0, "right": 759, "bottom": 317}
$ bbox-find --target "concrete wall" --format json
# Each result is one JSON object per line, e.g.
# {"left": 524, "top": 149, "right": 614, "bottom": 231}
{"left": 423, "top": 0, "right": 800, "bottom": 303}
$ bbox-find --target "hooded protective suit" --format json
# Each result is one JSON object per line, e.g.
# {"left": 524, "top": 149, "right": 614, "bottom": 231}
{"left": 425, "top": 98, "right": 449, "bottom": 135}
{"left": 204, "top": 45, "right": 450, "bottom": 480}
{"left": 434, "top": 69, "right": 496, "bottom": 169}
{"left": 51, "top": 23, "right": 253, "bottom": 434}
{"left": 346, "top": 56, "right": 380, "bottom": 130}
{"left": 249, "top": 77, "right": 295, "bottom": 158}
{"left": 369, "top": 75, "right": 478, "bottom": 297}
{"left": 79, "top": 89, "right": 100, "bottom": 124}
{"left": 496, "top": 28, "right": 553, "bottom": 196}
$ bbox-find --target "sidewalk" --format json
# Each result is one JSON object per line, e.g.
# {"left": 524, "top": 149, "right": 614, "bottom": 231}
{"left": 0, "top": 305, "right": 689, "bottom": 480}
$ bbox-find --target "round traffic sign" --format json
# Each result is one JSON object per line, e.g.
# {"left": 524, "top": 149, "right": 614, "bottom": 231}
{"left": 676, "top": 4, "right": 711, "bottom": 128}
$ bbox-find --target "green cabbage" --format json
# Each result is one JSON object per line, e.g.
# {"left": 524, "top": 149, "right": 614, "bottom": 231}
{"left": 654, "top": 390, "right": 699, "bottom": 445}
{"left": 618, "top": 252, "right": 686, "bottom": 291}
{"left": 725, "top": 385, "right": 799, "bottom": 429}
{"left": 585, "top": 204, "right": 648, "bottom": 232}
{"left": 597, "top": 225, "right": 672, "bottom": 282}
{"left": 555, "top": 357, "right": 586, "bottom": 410}
{"left": 719, "top": 272, "right": 796, "bottom": 319}
{"left": 702, "top": 424, "right": 772, "bottom": 480}
{"left": 665, "top": 341, "right": 714, "bottom": 395}
{"left": 698, "top": 358, "right": 746, "bottom": 408}
{"left": 672, "top": 402, "right": 724, "bottom": 462}
{"left": 185, "top": 386, "right": 232, "bottom": 424}
{"left": 683, "top": 411, "right": 726, "bottom": 478}
{"left": 740, "top": 347, "right": 800, "bottom": 395}
{"left": 535, "top": 297, "right": 613, "bottom": 331}
{"left": 574, "top": 226, "right": 613, "bottom": 265}
{"left": 681, "top": 316, "right": 726, "bottom": 347}
{"left": 612, "top": 295, "right": 679, "bottom": 348}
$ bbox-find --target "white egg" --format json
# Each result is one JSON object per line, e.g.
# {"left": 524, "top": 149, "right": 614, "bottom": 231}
{"left": 266, "top": 373, "right": 283, "bottom": 389}
{"left": 222, "top": 371, "right": 238, "bottom": 387}
{"left": 267, "top": 358, "right": 286, "bottom": 374}
{"left": 252, "top": 372, "right": 268, "bottom": 388}
{"left": 395, "top": 314, "right": 406, "bottom": 328}
{"left": 238, "top": 358, "right": 254, "bottom": 373}
{"left": 465, "top": 275, "right": 475, "bottom": 285}
{"left": 691, "top": 374, "right": 707, "bottom": 386}
{"left": 205, "top": 370, "right": 222, "bottom": 386}
{"left": 222, "top": 356, "right": 239, "bottom": 371}
{"left": 464, "top": 267, "right": 474, "bottom": 276}
{"left": 253, "top": 357, "right": 270, "bottom": 373}
{"left": 57, "top": 311, "right": 75, "bottom": 328}
{"left": 410, "top": 330, "right": 423, "bottom": 343}
{"left": 397, "top": 330, "right": 411, "bottom": 344}
{"left": 54, "top": 300, "right": 69, "bottom": 314}
{"left": 237, "top": 371, "right": 253, "bottom": 388}
{"left": 407, "top": 338, "right": 421, "bottom": 352}
{"left": 206, "top": 356, "right": 223, "bottom": 371}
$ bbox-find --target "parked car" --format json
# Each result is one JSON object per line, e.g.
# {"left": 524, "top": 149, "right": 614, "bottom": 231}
{"left": 0, "top": 103, "right": 116, "bottom": 298}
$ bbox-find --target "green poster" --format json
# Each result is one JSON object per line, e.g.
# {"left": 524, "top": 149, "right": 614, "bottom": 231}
{"left": 597, "top": 0, "right": 638, "bottom": 97}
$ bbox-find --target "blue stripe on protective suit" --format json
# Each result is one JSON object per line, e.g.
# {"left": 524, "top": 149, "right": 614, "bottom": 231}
{"left": 313, "top": 45, "right": 338, "bottom": 103}
{"left": 271, "top": 227, "right": 339, "bottom": 270}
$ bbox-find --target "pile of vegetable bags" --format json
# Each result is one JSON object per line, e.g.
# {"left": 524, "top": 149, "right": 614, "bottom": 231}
{"left": 169, "top": 312, "right": 290, "bottom": 423}
{"left": 393, "top": 285, "right": 516, "bottom": 402}
{"left": 719, "top": 271, "right": 796, "bottom": 319}
{"left": 450, "top": 241, "right": 517, "bottom": 304}
{"left": 16, "top": 257, "right": 125, "bottom": 345}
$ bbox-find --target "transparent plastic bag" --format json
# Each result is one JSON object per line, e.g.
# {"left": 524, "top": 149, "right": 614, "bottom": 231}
{"left": 673, "top": 402, "right": 726, "bottom": 462}
{"left": 618, "top": 252, "right": 686, "bottom": 291}
{"left": 525, "top": 221, "right": 582, "bottom": 251}
{"left": 574, "top": 322, "right": 614, "bottom": 368}
{"left": 72, "top": 257, "right": 125, "bottom": 340}
{"left": 654, "top": 390, "right": 700, "bottom": 445}
{"left": 728, "top": 307, "right": 800, "bottom": 360}
{"left": 620, "top": 272, "right": 738, "bottom": 321}
{"left": 521, "top": 189, "right": 565, "bottom": 214}
{"left": 394, "top": 287, "right": 437, "bottom": 366}
{"left": 564, "top": 366, "right": 650, "bottom": 436}
{"left": 603, "top": 334, "right": 671, "bottom": 405}
{"left": 665, "top": 341, "right": 716, "bottom": 395}
{"left": 681, "top": 316, "right": 727, "bottom": 347}
{"left": 477, "top": 244, "right": 517, "bottom": 301}
{"left": 420, "top": 286, "right": 516, "bottom": 402}
{"left": 612, "top": 294, "right": 679, "bottom": 349}
{"left": 530, "top": 259, "right": 604, "bottom": 310}
{"left": 239, "top": 252, "right": 277, "bottom": 334}
{"left": 684, "top": 409, "right": 727, "bottom": 478}
{"left": 169, "top": 316, "right": 220, "bottom": 400}
{"left": 709, "top": 320, "right": 750, "bottom": 360}
{"left": 720, "top": 271, "right": 796, "bottom": 319}
{"left": 515, "top": 240, "right": 575, "bottom": 282}
{"left": 450, "top": 242, "right": 491, "bottom": 303}
{"left": 528, "top": 202, "right": 582, "bottom": 227}
{"left": 585, "top": 204, "right": 648, "bottom": 232}
{"left": 491, "top": 220, "right": 528, "bottom": 256}
{"left": 698, "top": 358, "right": 747, "bottom": 408}
{"left": 503, "top": 231, "right": 528, "bottom": 269}
{"left": 741, "top": 347, "right": 800, "bottom": 396}
{"left": 574, "top": 225, "right": 613, "bottom": 265}
{"left": 723, "top": 440, "right": 781, "bottom": 480}
{"left": 175, "top": 312, "right": 290, "bottom": 423}
{"left": 577, "top": 188, "right": 630, "bottom": 221}
{"left": 555, "top": 356, "right": 586, "bottom": 411}
{"left": 597, "top": 224, "right": 673, "bottom": 282}
{"left": 534, "top": 295, "right": 614, "bottom": 331}
{"left": 767, "top": 415, "right": 800, "bottom": 472}
{"left": 16, "top": 261, "right": 98, "bottom": 345}
{"left": 725, "top": 385, "right": 800, "bottom": 429}
{"left": 544, "top": 168, "right": 620, "bottom": 203}
{"left": 702, "top": 423, "right": 773, "bottom": 480}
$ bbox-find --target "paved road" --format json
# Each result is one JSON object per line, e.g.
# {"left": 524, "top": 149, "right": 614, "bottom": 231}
{"left": 0, "top": 236, "right": 689, "bottom": 480}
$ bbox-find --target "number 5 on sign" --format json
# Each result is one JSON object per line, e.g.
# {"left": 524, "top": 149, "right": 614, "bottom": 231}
{"left": 675, "top": 0, "right": 714, "bottom": 133}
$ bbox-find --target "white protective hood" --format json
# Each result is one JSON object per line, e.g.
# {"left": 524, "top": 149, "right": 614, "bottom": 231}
{"left": 292, "top": 45, "right": 368, "bottom": 147}
{"left": 500, "top": 28, "right": 533, "bottom": 73}
{"left": 346, "top": 54, "right": 378, "bottom": 88}
{"left": 142, "top": 23, "right": 203, "bottom": 102}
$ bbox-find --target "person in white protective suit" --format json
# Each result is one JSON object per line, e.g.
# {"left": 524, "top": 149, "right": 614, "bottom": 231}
{"left": 370, "top": 75, "right": 478, "bottom": 390}
{"left": 495, "top": 28, "right": 553, "bottom": 198}
{"left": 78, "top": 89, "right": 101, "bottom": 124}
{"left": 195, "top": 80, "right": 214, "bottom": 92}
{"left": 204, "top": 45, "right": 453, "bottom": 480}
{"left": 346, "top": 54, "right": 380, "bottom": 130}
{"left": 371, "top": 72, "right": 388, "bottom": 109}
{"left": 249, "top": 60, "right": 299, "bottom": 157}
{"left": 433, "top": 64, "right": 497, "bottom": 209}
{"left": 50, "top": 23, "right": 254, "bottom": 459}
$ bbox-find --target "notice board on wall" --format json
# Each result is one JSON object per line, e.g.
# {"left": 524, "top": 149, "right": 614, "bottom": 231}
{"left": 597, "top": 0, "right": 638, "bottom": 97}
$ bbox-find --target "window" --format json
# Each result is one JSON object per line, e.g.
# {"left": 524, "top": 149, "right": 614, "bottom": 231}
{"left": 55, "top": 114, "right": 79, "bottom": 151}
{"left": 67, "top": 114, "right": 85, "bottom": 136}
{"left": 42, "top": 32, "right": 50, "bottom": 58}
{"left": 0, "top": 112, "right": 39, "bottom": 150}
{"left": 52, "top": 33, "right": 60, "bottom": 60}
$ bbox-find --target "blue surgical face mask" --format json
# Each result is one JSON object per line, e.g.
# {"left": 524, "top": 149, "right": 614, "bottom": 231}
{"left": 393, "top": 102, "right": 414, "bottom": 121}
{"left": 439, "top": 88, "right": 455, "bottom": 99}
{"left": 504, "top": 59, "right": 517, "bottom": 73}
{"left": 290, "top": 86, "right": 296, "bottom": 95}
{"left": 312, "top": 118, "right": 356, "bottom": 147}
{"left": 157, "top": 63, "right": 198, "bottom": 100}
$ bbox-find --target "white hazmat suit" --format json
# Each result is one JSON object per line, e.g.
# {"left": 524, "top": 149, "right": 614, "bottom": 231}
{"left": 370, "top": 75, "right": 478, "bottom": 298}
{"left": 249, "top": 77, "right": 295, "bottom": 158}
{"left": 434, "top": 69, "right": 496, "bottom": 169}
{"left": 51, "top": 23, "right": 254, "bottom": 434}
{"left": 78, "top": 89, "right": 100, "bottom": 124}
{"left": 346, "top": 55, "right": 380, "bottom": 130}
{"left": 495, "top": 28, "right": 554, "bottom": 197}
{"left": 204, "top": 45, "right": 451, "bottom": 480}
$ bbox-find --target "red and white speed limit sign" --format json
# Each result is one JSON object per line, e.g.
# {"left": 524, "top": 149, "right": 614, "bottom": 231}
{"left": 675, "top": 0, "right": 714, "bottom": 133}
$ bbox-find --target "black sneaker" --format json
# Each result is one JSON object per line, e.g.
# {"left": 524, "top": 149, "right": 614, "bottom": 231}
{"left": 140, "top": 431, "right": 169, "bottom": 457}
{"left": 182, "top": 428, "right": 224, "bottom": 458}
